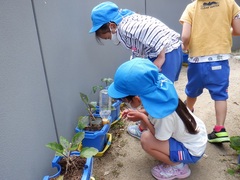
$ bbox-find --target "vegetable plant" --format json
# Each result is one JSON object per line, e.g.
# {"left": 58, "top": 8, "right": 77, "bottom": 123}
{"left": 92, "top": 77, "right": 113, "bottom": 94}
{"left": 80, "top": 92, "right": 97, "bottom": 126}
{"left": 230, "top": 136, "right": 240, "bottom": 164}
{"left": 46, "top": 131, "right": 98, "bottom": 176}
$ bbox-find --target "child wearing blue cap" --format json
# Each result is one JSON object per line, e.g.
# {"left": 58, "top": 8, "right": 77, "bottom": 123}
{"left": 108, "top": 58, "right": 207, "bottom": 180}
{"left": 89, "top": 1, "right": 183, "bottom": 83}
{"left": 180, "top": 0, "right": 240, "bottom": 143}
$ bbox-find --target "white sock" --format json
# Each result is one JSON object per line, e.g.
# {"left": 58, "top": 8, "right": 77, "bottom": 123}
{"left": 173, "top": 163, "right": 184, "bottom": 169}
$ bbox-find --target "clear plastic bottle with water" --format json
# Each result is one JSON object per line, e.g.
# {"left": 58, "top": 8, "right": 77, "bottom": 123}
{"left": 99, "top": 89, "right": 112, "bottom": 123}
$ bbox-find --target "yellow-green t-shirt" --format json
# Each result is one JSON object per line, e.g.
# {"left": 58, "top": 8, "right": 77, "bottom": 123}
{"left": 180, "top": 0, "right": 240, "bottom": 57}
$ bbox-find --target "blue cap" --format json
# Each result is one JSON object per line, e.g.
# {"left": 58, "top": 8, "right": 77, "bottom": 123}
{"left": 89, "top": 1, "right": 134, "bottom": 33}
{"left": 108, "top": 58, "right": 179, "bottom": 118}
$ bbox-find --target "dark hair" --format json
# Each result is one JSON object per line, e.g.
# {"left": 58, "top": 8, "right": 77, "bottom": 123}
{"left": 122, "top": 95, "right": 135, "bottom": 102}
{"left": 95, "top": 23, "right": 110, "bottom": 44}
{"left": 176, "top": 98, "right": 198, "bottom": 134}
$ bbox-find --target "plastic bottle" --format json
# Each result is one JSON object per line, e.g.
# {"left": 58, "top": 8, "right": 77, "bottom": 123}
{"left": 99, "top": 89, "right": 112, "bottom": 124}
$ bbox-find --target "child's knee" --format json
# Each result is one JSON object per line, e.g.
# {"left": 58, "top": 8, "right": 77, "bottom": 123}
{"left": 140, "top": 131, "right": 153, "bottom": 149}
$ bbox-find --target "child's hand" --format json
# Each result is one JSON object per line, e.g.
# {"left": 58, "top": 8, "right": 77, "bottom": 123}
{"left": 121, "top": 109, "right": 130, "bottom": 120}
{"left": 126, "top": 109, "right": 144, "bottom": 122}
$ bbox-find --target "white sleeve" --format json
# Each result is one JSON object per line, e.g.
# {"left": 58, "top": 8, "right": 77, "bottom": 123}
{"left": 150, "top": 115, "right": 175, "bottom": 141}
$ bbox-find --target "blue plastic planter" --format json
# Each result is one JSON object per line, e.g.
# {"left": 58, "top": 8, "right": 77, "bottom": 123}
{"left": 43, "top": 151, "right": 93, "bottom": 180}
{"left": 110, "top": 100, "right": 121, "bottom": 122}
{"left": 75, "top": 123, "right": 110, "bottom": 152}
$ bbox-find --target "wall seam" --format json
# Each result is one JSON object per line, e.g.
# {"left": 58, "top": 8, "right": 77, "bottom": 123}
{"left": 145, "top": 0, "right": 147, "bottom": 14}
{"left": 31, "top": 0, "right": 59, "bottom": 142}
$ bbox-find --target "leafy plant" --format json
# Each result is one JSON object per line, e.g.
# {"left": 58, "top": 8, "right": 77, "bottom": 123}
{"left": 227, "top": 165, "right": 240, "bottom": 176}
{"left": 80, "top": 92, "right": 97, "bottom": 126}
{"left": 230, "top": 136, "right": 240, "bottom": 154}
{"left": 77, "top": 115, "right": 90, "bottom": 130}
{"left": 78, "top": 78, "right": 114, "bottom": 129}
{"left": 46, "top": 131, "right": 98, "bottom": 176}
{"left": 92, "top": 77, "right": 113, "bottom": 94}
{"left": 229, "top": 136, "right": 240, "bottom": 174}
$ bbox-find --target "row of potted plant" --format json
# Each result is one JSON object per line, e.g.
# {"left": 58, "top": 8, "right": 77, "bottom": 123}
{"left": 43, "top": 78, "right": 122, "bottom": 179}
{"left": 75, "top": 78, "right": 121, "bottom": 155}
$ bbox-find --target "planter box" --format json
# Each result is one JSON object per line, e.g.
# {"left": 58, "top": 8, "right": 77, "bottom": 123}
{"left": 75, "top": 123, "right": 110, "bottom": 152}
{"left": 110, "top": 100, "right": 121, "bottom": 122}
{"left": 94, "top": 100, "right": 121, "bottom": 124}
{"left": 43, "top": 152, "right": 93, "bottom": 180}
{"left": 95, "top": 133, "right": 112, "bottom": 157}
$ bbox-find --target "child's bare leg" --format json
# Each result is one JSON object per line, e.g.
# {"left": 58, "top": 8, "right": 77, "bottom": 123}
{"left": 140, "top": 131, "right": 179, "bottom": 166}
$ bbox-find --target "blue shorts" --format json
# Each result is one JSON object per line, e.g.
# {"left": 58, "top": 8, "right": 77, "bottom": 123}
{"left": 149, "top": 46, "right": 183, "bottom": 82}
{"left": 169, "top": 138, "right": 203, "bottom": 164}
{"left": 186, "top": 60, "right": 229, "bottom": 100}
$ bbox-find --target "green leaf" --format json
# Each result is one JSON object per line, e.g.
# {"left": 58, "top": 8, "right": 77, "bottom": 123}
{"left": 88, "top": 103, "right": 95, "bottom": 109}
{"left": 80, "top": 147, "right": 99, "bottom": 158}
{"left": 72, "top": 132, "right": 85, "bottom": 145}
{"left": 101, "top": 78, "right": 113, "bottom": 86}
{"left": 62, "top": 149, "right": 69, "bottom": 157}
{"left": 55, "top": 151, "right": 63, "bottom": 157}
{"left": 59, "top": 136, "right": 70, "bottom": 150}
{"left": 78, "top": 116, "right": 88, "bottom": 130}
{"left": 92, "top": 85, "right": 103, "bottom": 94}
{"left": 80, "top": 92, "right": 89, "bottom": 105}
{"left": 227, "top": 168, "right": 235, "bottom": 175}
{"left": 69, "top": 144, "right": 78, "bottom": 151}
{"left": 46, "top": 142, "right": 63, "bottom": 155}
{"left": 230, "top": 136, "right": 240, "bottom": 152}
{"left": 90, "top": 101, "right": 97, "bottom": 107}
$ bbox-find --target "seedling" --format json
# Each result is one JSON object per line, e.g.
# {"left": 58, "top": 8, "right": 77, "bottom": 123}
{"left": 230, "top": 136, "right": 240, "bottom": 154}
{"left": 80, "top": 92, "right": 97, "bottom": 126}
{"left": 92, "top": 77, "right": 113, "bottom": 94}
{"left": 46, "top": 131, "right": 98, "bottom": 176}
{"left": 230, "top": 136, "right": 240, "bottom": 165}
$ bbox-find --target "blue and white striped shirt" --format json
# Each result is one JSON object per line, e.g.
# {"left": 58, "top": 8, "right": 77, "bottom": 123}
{"left": 117, "top": 13, "right": 181, "bottom": 59}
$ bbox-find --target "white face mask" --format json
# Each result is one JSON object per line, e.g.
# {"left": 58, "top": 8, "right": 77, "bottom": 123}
{"left": 125, "top": 102, "right": 143, "bottom": 110}
{"left": 110, "top": 28, "right": 120, "bottom": 45}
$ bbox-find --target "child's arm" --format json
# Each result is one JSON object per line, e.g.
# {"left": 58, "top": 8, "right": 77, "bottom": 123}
{"left": 181, "top": 22, "right": 191, "bottom": 53}
{"left": 153, "top": 49, "right": 165, "bottom": 71}
{"left": 232, "top": 13, "right": 240, "bottom": 36}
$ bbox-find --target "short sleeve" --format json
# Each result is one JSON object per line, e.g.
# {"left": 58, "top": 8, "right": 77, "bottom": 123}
{"left": 232, "top": 0, "right": 240, "bottom": 18}
{"left": 179, "top": 3, "right": 195, "bottom": 25}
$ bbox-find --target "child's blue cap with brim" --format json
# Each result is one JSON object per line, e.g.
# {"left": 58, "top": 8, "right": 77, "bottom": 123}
{"left": 108, "top": 58, "right": 179, "bottom": 118}
{"left": 89, "top": 1, "right": 134, "bottom": 33}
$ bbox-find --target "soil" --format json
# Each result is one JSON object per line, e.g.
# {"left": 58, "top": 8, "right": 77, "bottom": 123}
{"left": 50, "top": 156, "right": 86, "bottom": 180}
{"left": 84, "top": 123, "right": 103, "bottom": 131}
{"left": 92, "top": 52, "right": 240, "bottom": 180}
{"left": 80, "top": 116, "right": 104, "bottom": 131}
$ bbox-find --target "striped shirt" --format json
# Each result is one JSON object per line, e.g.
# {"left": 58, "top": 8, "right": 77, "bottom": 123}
{"left": 117, "top": 13, "right": 181, "bottom": 59}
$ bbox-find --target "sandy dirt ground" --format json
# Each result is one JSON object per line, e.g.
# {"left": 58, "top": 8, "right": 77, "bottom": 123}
{"left": 92, "top": 53, "right": 240, "bottom": 180}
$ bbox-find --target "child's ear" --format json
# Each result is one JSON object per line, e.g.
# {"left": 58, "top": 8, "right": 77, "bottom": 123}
{"left": 133, "top": 96, "right": 141, "bottom": 103}
{"left": 109, "top": 22, "right": 117, "bottom": 32}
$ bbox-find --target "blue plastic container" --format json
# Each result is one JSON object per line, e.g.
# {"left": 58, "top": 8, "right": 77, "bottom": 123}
{"left": 75, "top": 123, "right": 110, "bottom": 152}
{"left": 110, "top": 100, "right": 121, "bottom": 121}
{"left": 43, "top": 151, "right": 93, "bottom": 180}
